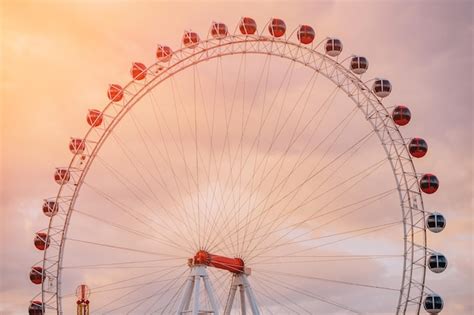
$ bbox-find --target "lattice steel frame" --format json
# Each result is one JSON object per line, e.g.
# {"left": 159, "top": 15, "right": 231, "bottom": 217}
{"left": 35, "top": 31, "right": 430, "bottom": 314}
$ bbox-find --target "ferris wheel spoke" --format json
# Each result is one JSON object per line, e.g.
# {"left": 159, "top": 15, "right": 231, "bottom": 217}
{"left": 206, "top": 58, "right": 298, "bottom": 252}
{"left": 200, "top": 58, "right": 226, "bottom": 251}
{"left": 167, "top": 76, "right": 201, "bottom": 234}
{"left": 202, "top": 56, "right": 232, "bottom": 251}
{"left": 205, "top": 54, "right": 275, "bottom": 255}
{"left": 239, "top": 76, "right": 335, "bottom": 257}
{"left": 154, "top": 278, "right": 187, "bottom": 314}
{"left": 141, "top": 273, "right": 187, "bottom": 314}
{"left": 252, "top": 273, "right": 362, "bottom": 314}
{"left": 62, "top": 257, "right": 185, "bottom": 270}
{"left": 244, "top": 157, "right": 388, "bottom": 260}
{"left": 132, "top": 76, "right": 218, "bottom": 251}
{"left": 210, "top": 53, "right": 254, "bottom": 256}
{"left": 66, "top": 237, "right": 188, "bottom": 258}
{"left": 169, "top": 73, "right": 235, "bottom": 250}
{"left": 127, "top": 107, "right": 201, "bottom": 243}
{"left": 92, "top": 154, "right": 177, "bottom": 228}
{"left": 191, "top": 63, "right": 203, "bottom": 249}
{"left": 108, "top": 131, "right": 162, "bottom": 203}
{"left": 81, "top": 181, "right": 195, "bottom": 252}
{"left": 256, "top": 269, "right": 400, "bottom": 292}
{"left": 241, "top": 187, "right": 396, "bottom": 259}
{"left": 238, "top": 54, "right": 274, "bottom": 259}
{"left": 239, "top": 59, "right": 323, "bottom": 256}
{"left": 240, "top": 102, "right": 360, "bottom": 246}
{"left": 193, "top": 61, "right": 245, "bottom": 252}
{"left": 98, "top": 268, "right": 187, "bottom": 314}
{"left": 72, "top": 207, "right": 193, "bottom": 253}
{"left": 255, "top": 220, "right": 402, "bottom": 266}
{"left": 243, "top": 104, "right": 360, "bottom": 253}
{"left": 253, "top": 218, "right": 400, "bottom": 263}
{"left": 242, "top": 126, "right": 374, "bottom": 243}
{"left": 207, "top": 88, "right": 350, "bottom": 252}
{"left": 147, "top": 83, "right": 211, "bottom": 250}
{"left": 236, "top": 187, "right": 394, "bottom": 252}
{"left": 95, "top": 154, "right": 158, "bottom": 206}
{"left": 253, "top": 254, "right": 403, "bottom": 265}
{"left": 251, "top": 273, "right": 311, "bottom": 314}
{"left": 99, "top": 271, "right": 186, "bottom": 314}
{"left": 64, "top": 275, "right": 185, "bottom": 299}
{"left": 194, "top": 61, "right": 224, "bottom": 252}
{"left": 212, "top": 127, "right": 375, "bottom": 255}
{"left": 253, "top": 288, "right": 305, "bottom": 314}
{"left": 80, "top": 265, "right": 185, "bottom": 293}
{"left": 101, "top": 134, "right": 195, "bottom": 244}
{"left": 62, "top": 264, "right": 186, "bottom": 310}
{"left": 250, "top": 221, "right": 402, "bottom": 259}
{"left": 207, "top": 268, "right": 233, "bottom": 310}
{"left": 109, "top": 118, "right": 200, "bottom": 249}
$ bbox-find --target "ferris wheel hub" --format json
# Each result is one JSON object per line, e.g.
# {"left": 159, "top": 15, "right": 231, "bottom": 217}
{"left": 191, "top": 250, "right": 248, "bottom": 274}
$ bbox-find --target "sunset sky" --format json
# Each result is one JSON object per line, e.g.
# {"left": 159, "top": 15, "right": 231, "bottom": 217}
{"left": 1, "top": 1, "right": 472, "bottom": 314}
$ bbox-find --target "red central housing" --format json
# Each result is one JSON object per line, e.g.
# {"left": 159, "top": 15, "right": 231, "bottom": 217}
{"left": 194, "top": 250, "right": 244, "bottom": 274}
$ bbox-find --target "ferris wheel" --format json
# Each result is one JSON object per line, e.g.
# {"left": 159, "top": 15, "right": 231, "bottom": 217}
{"left": 29, "top": 17, "right": 448, "bottom": 314}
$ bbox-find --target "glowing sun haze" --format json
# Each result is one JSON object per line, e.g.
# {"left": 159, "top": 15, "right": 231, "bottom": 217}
{"left": 1, "top": 1, "right": 472, "bottom": 314}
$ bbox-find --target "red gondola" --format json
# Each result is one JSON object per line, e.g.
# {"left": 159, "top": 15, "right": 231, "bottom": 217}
{"left": 392, "top": 105, "right": 411, "bottom": 126}
{"left": 130, "top": 62, "right": 147, "bottom": 80}
{"left": 408, "top": 138, "right": 428, "bottom": 158}
{"left": 42, "top": 200, "right": 58, "bottom": 217}
{"left": 86, "top": 109, "right": 103, "bottom": 127}
{"left": 54, "top": 168, "right": 70, "bottom": 185}
{"left": 211, "top": 22, "right": 228, "bottom": 39}
{"left": 69, "top": 138, "right": 85, "bottom": 154}
{"left": 29, "top": 301, "right": 44, "bottom": 315}
{"left": 297, "top": 25, "right": 315, "bottom": 45}
{"left": 29, "top": 266, "right": 44, "bottom": 285}
{"left": 268, "top": 18, "right": 286, "bottom": 38}
{"left": 420, "top": 173, "right": 439, "bottom": 194}
{"left": 183, "top": 31, "right": 200, "bottom": 48}
{"left": 107, "top": 84, "right": 124, "bottom": 102}
{"left": 239, "top": 17, "right": 257, "bottom": 35}
{"left": 34, "top": 232, "right": 50, "bottom": 250}
{"left": 156, "top": 45, "right": 173, "bottom": 62}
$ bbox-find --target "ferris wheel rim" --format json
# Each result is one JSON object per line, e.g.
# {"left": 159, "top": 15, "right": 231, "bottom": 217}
{"left": 36, "top": 31, "right": 428, "bottom": 314}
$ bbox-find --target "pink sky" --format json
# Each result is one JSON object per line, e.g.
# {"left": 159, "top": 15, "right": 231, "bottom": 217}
{"left": 1, "top": 1, "right": 472, "bottom": 314}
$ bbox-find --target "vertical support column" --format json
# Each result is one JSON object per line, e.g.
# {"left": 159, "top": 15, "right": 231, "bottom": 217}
{"left": 177, "top": 275, "right": 195, "bottom": 314}
{"left": 192, "top": 274, "right": 201, "bottom": 315}
{"left": 239, "top": 285, "right": 247, "bottom": 315}
{"left": 241, "top": 274, "right": 260, "bottom": 315}
{"left": 203, "top": 274, "right": 220, "bottom": 315}
{"left": 177, "top": 265, "right": 220, "bottom": 315}
{"left": 224, "top": 275, "right": 238, "bottom": 315}
{"left": 224, "top": 274, "right": 259, "bottom": 315}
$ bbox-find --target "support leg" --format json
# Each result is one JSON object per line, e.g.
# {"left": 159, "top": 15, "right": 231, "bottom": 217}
{"left": 224, "top": 276, "right": 238, "bottom": 315}
{"left": 192, "top": 275, "right": 201, "bottom": 315}
{"left": 177, "top": 276, "right": 194, "bottom": 314}
{"left": 239, "top": 284, "right": 247, "bottom": 315}
{"left": 241, "top": 275, "right": 260, "bottom": 315}
{"left": 203, "top": 274, "right": 220, "bottom": 315}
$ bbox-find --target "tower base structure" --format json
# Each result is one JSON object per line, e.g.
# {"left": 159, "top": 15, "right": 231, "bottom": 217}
{"left": 177, "top": 255, "right": 260, "bottom": 315}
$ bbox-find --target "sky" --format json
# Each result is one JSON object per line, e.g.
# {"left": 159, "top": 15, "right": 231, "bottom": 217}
{"left": 1, "top": 0, "right": 473, "bottom": 314}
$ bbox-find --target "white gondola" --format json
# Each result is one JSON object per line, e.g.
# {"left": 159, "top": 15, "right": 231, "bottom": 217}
{"left": 350, "top": 56, "right": 369, "bottom": 74}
